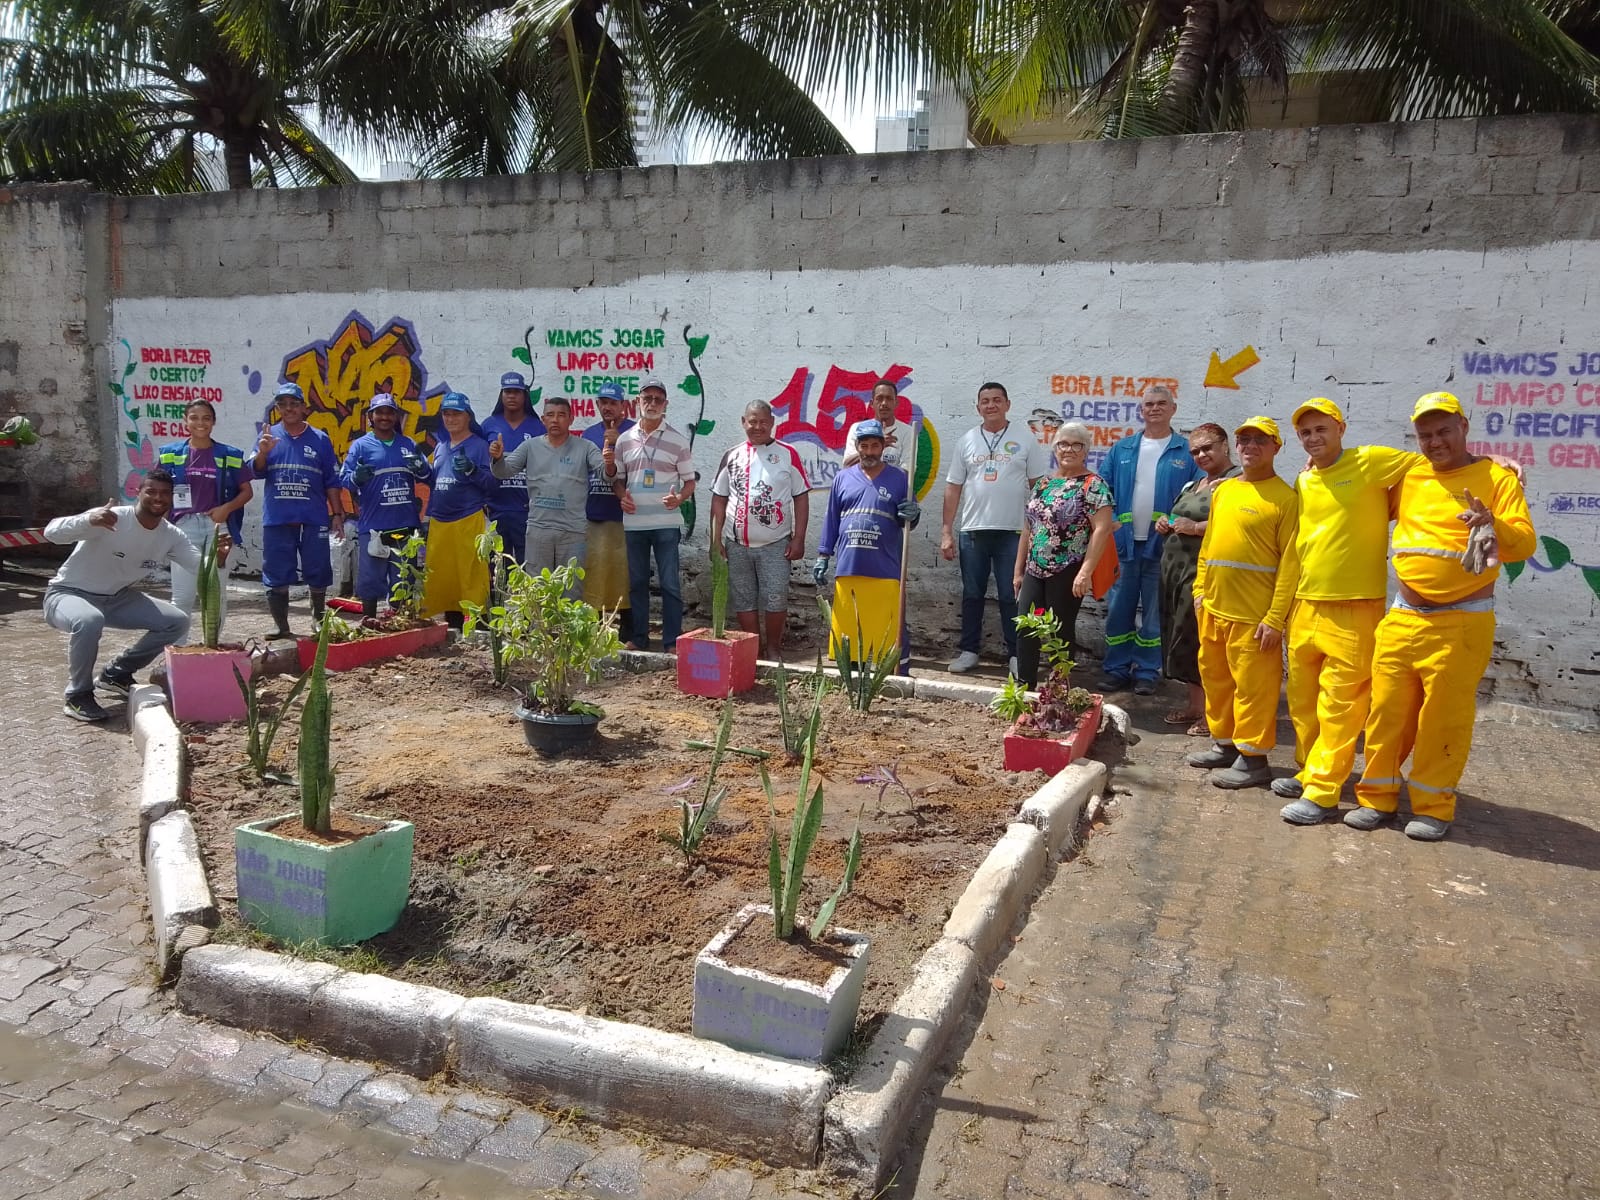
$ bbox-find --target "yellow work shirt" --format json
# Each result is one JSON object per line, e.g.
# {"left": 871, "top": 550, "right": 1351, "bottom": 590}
{"left": 1391, "top": 459, "right": 1535, "bottom": 605}
{"left": 1294, "top": 446, "right": 1422, "bottom": 601}
{"left": 1193, "top": 474, "right": 1301, "bottom": 631}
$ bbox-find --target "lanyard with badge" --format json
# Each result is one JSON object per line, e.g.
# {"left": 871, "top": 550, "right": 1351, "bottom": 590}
{"left": 640, "top": 428, "right": 665, "bottom": 490}
{"left": 980, "top": 422, "right": 1010, "bottom": 483}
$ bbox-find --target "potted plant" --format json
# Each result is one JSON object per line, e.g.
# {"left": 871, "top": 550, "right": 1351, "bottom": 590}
{"left": 164, "top": 528, "right": 255, "bottom": 722}
{"left": 993, "top": 610, "right": 1104, "bottom": 774}
{"left": 295, "top": 535, "right": 448, "bottom": 672}
{"left": 692, "top": 695, "right": 870, "bottom": 1064}
{"left": 676, "top": 549, "right": 760, "bottom": 697}
{"left": 234, "top": 614, "right": 415, "bottom": 946}
{"left": 463, "top": 557, "right": 622, "bottom": 755}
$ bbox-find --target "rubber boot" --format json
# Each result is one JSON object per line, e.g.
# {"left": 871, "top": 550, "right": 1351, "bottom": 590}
{"left": 266, "top": 589, "right": 292, "bottom": 640}
{"left": 1186, "top": 741, "right": 1237, "bottom": 769}
{"left": 445, "top": 611, "right": 464, "bottom": 631}
{"left": 362, "top": 597, "right": 378, "bottom": 619}
{"left": 1212, "top": 753, "right": 1273, "bottom": 789}
{"left": 310, "top": 588, "right": 327, "bottom": 627}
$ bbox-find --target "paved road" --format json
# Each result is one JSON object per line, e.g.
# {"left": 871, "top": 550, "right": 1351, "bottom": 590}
{"left": 3, "top": 563, "right": 1598, "bottom": 1200}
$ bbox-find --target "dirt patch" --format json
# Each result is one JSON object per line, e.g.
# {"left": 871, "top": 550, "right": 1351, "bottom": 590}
{"left": 183, "top": 644, "right": 1037, "bottom": 1042}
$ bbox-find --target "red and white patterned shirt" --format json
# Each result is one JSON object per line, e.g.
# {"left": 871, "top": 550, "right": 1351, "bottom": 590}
{"left": 711, "top": 439, "right": 811, "bottom": 548}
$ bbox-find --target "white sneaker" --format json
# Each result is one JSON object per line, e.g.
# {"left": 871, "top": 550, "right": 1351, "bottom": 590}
{"left": 1008, "top": 657, "right": 1018, "bottom": 679}
{"left": 947, "top": 651, "right": 980, "bottom": 673}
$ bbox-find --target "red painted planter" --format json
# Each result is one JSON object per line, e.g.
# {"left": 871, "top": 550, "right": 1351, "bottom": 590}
{"left": 675, "top": 629, "right": 760, "bottom": 697}
{"left": 1003, "top": 696, "right": 1103, "bottom": 773}
{"left": 297, "top": 620, "right": 449, "bottom": 673}
{"left": 164, "top": 644, "right": 255, "bottom": 723}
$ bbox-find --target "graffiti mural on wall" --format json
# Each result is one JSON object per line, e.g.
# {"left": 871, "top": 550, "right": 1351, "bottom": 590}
{"left": 768, "top": 363, "right": 941, "bottom": 500}
{"left": 278, "top": 311, "right": 447, "bottom": 459}
{"left": 107, "top": 338, "right": 227, "bottom": 497}
{"left": 1040, "top": 370, "right": 1184, "bottom": 470}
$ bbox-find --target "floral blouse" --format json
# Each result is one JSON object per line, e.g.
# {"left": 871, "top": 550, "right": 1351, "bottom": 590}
{"left": 1025, "top": 472, "right": 1114, "bottom": 578}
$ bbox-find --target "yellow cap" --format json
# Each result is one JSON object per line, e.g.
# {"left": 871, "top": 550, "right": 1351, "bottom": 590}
{"left": 1292, "top": 397, "right": 1345, "bottom": 427}
{"left": 1234, "top": 416, "right": 1282, "bottom": 445}
{"left": 1412, "top": 391, "right": 1464, "bottom": 421}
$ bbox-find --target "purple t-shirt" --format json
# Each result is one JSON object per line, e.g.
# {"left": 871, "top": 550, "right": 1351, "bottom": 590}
{"left": 168, "top": 445, "right": 255, "bottom": 522}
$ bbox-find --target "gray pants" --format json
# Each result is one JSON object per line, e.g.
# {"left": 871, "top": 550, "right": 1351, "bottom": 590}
{"left": 43, "top": 585, "right": 190, "bottom": 699}
{"left": 524, "top": 524, "right": 587, "bottom": 597}
{"left": 168, "top": 514, "right": 228, "bottom": 644}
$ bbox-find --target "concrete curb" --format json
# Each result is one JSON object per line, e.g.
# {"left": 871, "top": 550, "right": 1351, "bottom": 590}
{"left": 145, "top": 809, "right": 217, "bottom": 981}
{"left": 132, "top": 686, "right": 183, "bottom": 853}
{"left": 1016, "top": 759, "right": 1108, "bottom": 857}
{"left": 913, "top": 676, "right": 1003, "bottom": 706}
{"left": 941, "top": 822, "right": 1048, "bottom": 963}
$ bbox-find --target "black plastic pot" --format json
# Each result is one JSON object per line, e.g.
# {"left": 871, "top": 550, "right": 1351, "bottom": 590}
{"left": 515, "top": 704, "right": 601, "bottom": 755}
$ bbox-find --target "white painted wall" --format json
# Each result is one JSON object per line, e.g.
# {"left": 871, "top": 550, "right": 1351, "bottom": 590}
{"left": 109, "top": 248, "right": 1600, "bottom": 711}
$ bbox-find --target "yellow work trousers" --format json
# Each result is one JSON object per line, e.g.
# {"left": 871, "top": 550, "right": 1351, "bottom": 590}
{"left": 1355, "top": 607, "right": 1494, "bottom": 822}
{"left": 1286, "top": 597, "right": 1383, "bottom": 809}
{"left": 1197, "top": 608, "right": 1284, "bottom": 755}
{"left": 829, "top": 576, "right": 902, "bottom": 667}
{"left": 423, "top": 511, "right": 489, "bottom": 617}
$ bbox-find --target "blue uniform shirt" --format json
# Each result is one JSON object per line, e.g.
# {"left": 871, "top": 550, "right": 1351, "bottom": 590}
{"left": 819, "top": 464, "right": 910, "bottom": 580}
{"left": 480, "top": 410, "right": 544, "bottom": 527}
{"left": 427, "top": 433, "right": 496, "bottom": 524}
{"left": 260, "top": 423, "right": 340, "bottom": 528}
{"left": 340, "top": 433, "right": 424, "bottom": 533}
{"left": 581, "top": 418, "right": 635, "bottom": 522}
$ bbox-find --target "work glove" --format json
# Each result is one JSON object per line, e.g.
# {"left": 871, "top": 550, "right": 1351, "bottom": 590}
{"left": 896, "top": 498, "right": 922, "bottom": 525}
{"left": 402, "top": 449, "right": 431, "bottom": 479}
{"left": 451, "top": 451, "right": 476, "bottom": 478}
{"left": 351, "top": 462, "right": 375, "bottom": 486}
{"left": 1461, "top": 521, "right": 1499, "bottom": 574}
{"left": 812, "top": 556, "right": 830, "bottom": 588}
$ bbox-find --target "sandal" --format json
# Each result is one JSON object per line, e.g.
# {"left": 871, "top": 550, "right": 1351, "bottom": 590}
{"left": 1186, "top": 720, "right": 1207, "bottom": 737}
{"left": 1163, "top": 709, "right": 1200, "bottom": 726}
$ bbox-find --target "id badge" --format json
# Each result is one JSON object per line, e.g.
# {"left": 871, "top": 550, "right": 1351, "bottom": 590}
{"left": 981, "top": 463, "right": 999, "bottom": 483}
{"left": 172, "top": 484, "right": 193, "bottom": 509}
{"left": 643, "top": 469, "right": 656, "bottom": 489}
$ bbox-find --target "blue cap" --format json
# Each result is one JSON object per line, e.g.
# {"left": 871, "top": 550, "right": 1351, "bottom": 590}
{"left": 499, "top": 372, "right": 529, "bottom": 392}
{"left": 439, "top": 391, "right": 474, "bottom": 415}
{"left": 274, "top": 382, "right": 305, "bottom": 402}
{"left": 596, "top": 382, "right": 625, "bottom": 402}
{"left": 368, "top": 392, "right": 399, "bottom": 412}
{"left": 855, "top": 419, "right": 886, "bottom": 441}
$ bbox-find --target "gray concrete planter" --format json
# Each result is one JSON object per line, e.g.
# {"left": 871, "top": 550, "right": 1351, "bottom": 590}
{"left": 693, "top": 902, "right": 870, "bottom": 1064}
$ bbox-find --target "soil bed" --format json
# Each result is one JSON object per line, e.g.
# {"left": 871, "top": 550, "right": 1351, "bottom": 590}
{"left": 182, "top": 644, "right": 1035, "bottom": 1041}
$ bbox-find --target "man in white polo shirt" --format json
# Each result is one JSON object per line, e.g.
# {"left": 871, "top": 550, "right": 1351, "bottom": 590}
{"left": 939, "top": 381, "right": 1051, "bottom": 675}
{"left": 616, "top": 376, "right": 696, "bottom": 650}
{"left": 710, "top": 400, "right": 810, "bottom": 658}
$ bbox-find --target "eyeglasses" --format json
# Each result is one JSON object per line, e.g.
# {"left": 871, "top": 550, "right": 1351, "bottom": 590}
{"left": 1055, "top": 441, "right": 1088, "bottom": 451}
{"left": 1235, "top": 433, "right": 1277, "bottom": 446}
{"left": 641, "top": 394, "right": 667, "bottom": 405}
{"left": 1190, "top": 441, "right": 1221, "bottom": 455}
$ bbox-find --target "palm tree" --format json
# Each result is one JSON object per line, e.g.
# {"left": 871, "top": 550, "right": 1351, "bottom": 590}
{"left": 0, "top": 0, "right": 499, "bottom": 191}
{"left": 950, "top": 0, "right": 1600, "bottom": 141}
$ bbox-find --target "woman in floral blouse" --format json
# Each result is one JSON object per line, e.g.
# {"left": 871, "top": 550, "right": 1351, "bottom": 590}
{"left": 1011, "top": 421, "right": 1115, "bottom": 688}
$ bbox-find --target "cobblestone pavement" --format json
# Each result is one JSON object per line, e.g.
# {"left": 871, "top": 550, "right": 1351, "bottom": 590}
{"left": 6, "top": 562, "right": 1599, "bottom": 1200}
{"left": 0, "top": 572, "right": 828, "bottom": 1200}
{"left": 899, "top": 695, "right": 1600, "bottom": 1198}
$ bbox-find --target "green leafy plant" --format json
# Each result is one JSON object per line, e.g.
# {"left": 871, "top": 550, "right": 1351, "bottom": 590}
{"left": 319, "top": 612, "right": 362, "bottom": 644}
{"left": 233, "top": 664, "right": 310, "bottom": 783}
{"left": 709, "top": 549, "right": 730, "bottom": 639}
{"left": 472, "top": 525, "right": 511, "bottom": 685}
{"left": 387, "top": 533, "right": 429, "bottom": 622}
{"left": 990, "top": 676, "right": 1031, "bottom": 723}
{"left": 665, "top": 700, "right": 734, "bottom": 865}
{"left": 819, "top": 597, "right": 898, "bottom": 712}
{"left": 462, "top": 558, "right": 621, "bottom": 715}
{"left": 1010, "top": 610, "right": 1092, "bottom": 738}
{"left": 762, "top": 707, "right": 863, "bottom": 942}
{"left": 195, "top": 528, "right": 224, "bottom": 649}
{"left": 297, "top": 614, "right": 337, "bottom": 835}
{"left": 773, "top": 659, "right": 829, "bottom": 761}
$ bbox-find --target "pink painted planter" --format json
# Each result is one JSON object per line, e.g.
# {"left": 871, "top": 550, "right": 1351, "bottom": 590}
{"left": 296, "top": 621, "right": 449, "bottom": 673}
{"left": 164, "top": 645, "right": 255, "bottom": 723}
{"left": 1003, "top": 696, "right": 1103, "bottom": 774}
{"left": 675, "top": 629, "right": 760, "bottom": 697}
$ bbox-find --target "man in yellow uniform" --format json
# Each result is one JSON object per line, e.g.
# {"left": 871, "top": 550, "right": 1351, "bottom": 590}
{"left": 1345, "top": 393, "right": 1534, "bottom": 840}
{"left": 1184, "top": 417, "right": 1299, "bottom": 789}
{"left": 1276, "top": 397, "right": 1424, "bottom": 825}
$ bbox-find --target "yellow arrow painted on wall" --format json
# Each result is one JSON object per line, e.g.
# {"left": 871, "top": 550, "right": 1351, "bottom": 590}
{"left": 1204, "top": 346, "right": 1260, "bottom": 390}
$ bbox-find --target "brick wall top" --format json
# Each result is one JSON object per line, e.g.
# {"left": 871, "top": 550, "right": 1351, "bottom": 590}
{"left": 101, "top": 115, "right": 1600, "bottom": 302}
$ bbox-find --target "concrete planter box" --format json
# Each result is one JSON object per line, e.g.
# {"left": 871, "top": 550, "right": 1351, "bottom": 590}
{"left": 296, "top": 620, "right": 447, "bottom": 673}
{"left": 675, "top": 629, "right": 759, "bottom": 697}
{"left": 234, "top": 813, "right": 414, "bottom": 946}
{"left": 693, "top": 902, "right": 870, "bottom": 1064}
{"left": 164, "top": 644, "right": 254, "bottom": 723}
{"left": 1003, "top": 696, "right": 1102, "bottom": 774}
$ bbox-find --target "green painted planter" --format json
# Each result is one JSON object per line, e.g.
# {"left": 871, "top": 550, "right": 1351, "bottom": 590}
{"left": 234, "top": 813, "right": 414, "bottom": 947}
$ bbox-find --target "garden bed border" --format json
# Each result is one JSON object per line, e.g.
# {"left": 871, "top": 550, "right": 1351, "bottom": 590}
{"left": 133, "top": 661, "right": 1115, "bottom": 1183}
